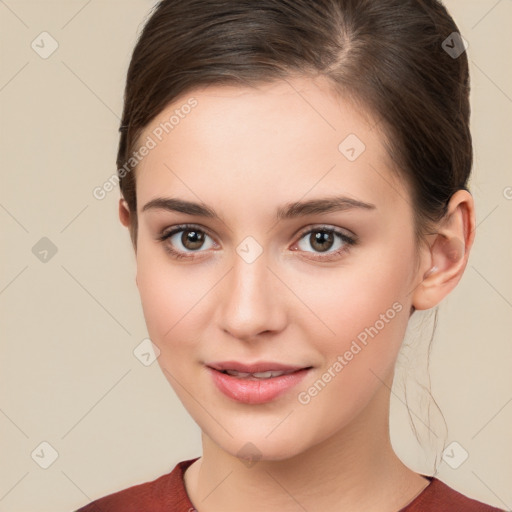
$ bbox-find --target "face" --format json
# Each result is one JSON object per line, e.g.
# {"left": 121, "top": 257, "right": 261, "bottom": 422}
{"left": 130, "top": 76, "right": 423, "bottom": 460}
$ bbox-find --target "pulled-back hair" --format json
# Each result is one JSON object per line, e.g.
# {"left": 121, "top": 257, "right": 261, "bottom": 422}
{"left": 117, "top": 0, "right": 471, "bottom": 249}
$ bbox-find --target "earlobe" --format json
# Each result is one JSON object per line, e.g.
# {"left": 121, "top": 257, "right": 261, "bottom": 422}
{"left": 412, "top": 190, "right": 476, "bottom": 311}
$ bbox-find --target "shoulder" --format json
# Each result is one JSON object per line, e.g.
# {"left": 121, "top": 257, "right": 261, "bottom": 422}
{"left": 402, "top": 476, "right": 507, "bottom": 512}
{"left": 73, "top": 457, "right": 199, "bottom": 512}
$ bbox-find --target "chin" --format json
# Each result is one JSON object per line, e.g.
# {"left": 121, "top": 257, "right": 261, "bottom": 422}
{"left": 210, "top": 425, "right": 314, "bottom": 464}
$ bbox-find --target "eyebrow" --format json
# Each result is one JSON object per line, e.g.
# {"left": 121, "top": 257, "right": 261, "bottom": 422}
{"left": 141, "top": 195, "right": 376, "bottom": 221}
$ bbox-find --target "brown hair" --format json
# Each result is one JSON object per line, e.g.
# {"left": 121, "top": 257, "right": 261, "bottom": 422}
{"left": 117, "top": 0, "right": 471, "bottom": 248}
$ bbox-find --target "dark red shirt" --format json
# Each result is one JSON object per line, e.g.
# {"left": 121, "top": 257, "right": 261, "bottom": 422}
{"left": 74, "top": 457, "right": 505, "bottom": 511}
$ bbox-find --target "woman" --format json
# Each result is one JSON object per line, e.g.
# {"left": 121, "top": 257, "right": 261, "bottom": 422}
{"left": 76, "top": 0, "right": 506, "bottom": 510}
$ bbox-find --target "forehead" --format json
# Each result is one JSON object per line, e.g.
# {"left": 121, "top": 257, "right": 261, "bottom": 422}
{"left": 135, "top": 77, "right": 408, "bottom": 219}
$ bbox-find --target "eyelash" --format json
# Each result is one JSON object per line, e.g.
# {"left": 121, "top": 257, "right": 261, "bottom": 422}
{"left": 157, "top": 223, "right": 357, "bottom": 262}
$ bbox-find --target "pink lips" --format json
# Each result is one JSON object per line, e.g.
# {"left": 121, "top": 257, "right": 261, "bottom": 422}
{"left": 207, "top": 361, "right": 311, "bottom": 404}
{"left": 208, "top": 360, "right": 307, "bottom": 373}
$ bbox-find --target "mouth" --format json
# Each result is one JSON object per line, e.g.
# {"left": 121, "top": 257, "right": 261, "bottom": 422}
{"left": 206, "top": 361, "right": 313, "bottom": 404}
{"left": 207, "top": 360, "right": 311, "bottom": 374}
{"left": 217, "top": 369, "right": 301, "bottom": 380}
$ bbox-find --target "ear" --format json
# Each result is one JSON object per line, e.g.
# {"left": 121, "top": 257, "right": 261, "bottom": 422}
{"left": 119, "top": 198, "right": 131, "bottom": 227}
{"left": 119, "top": 198, "right": 138, "bottom": 254}
{"left": 412, "top": 189, "right": 476, "bottom": 311}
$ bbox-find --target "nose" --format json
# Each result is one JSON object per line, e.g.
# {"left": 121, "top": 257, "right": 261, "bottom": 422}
{"left": 216, "top": 250, "right": 288, "bottom": 341}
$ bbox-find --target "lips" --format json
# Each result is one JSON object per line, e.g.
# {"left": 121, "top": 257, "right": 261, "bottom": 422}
{"left": 223, "top": 369, "right": 292, "bottom": 379}
{"left": 207, "top": 360, "right": 309, "bottom": 374}
{"left": 206, "top": 361, "right": 312, "bottom": 404}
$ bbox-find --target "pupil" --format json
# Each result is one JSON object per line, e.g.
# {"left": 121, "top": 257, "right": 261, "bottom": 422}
{"left": 312, "top": 231, "right": 333, "bottom": 252}
{"left": 183, "top": 229, "right": 204, "bottom": 250}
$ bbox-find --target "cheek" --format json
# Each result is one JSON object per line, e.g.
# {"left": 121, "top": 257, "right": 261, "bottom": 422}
{"left": 293, "top": 253, "right": 413, "bottom": 351}
{"left": 290, "top": 267, "right": 411, "bottom": 440}
{"left": 135, "top": 245, "right": 208, "bottom": 356}
{"left": 287, "top": 249, "right": 415, "bottom": 417}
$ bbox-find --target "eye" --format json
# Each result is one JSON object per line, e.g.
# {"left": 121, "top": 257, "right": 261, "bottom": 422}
{"left": 158, "top": 224, "right": 216, "bottom": 259}
{"left": 292, "top": 226, "right": 357, "bottom": 261}
{"left": 157, "top": 224, "right": 357, "bottom": 262}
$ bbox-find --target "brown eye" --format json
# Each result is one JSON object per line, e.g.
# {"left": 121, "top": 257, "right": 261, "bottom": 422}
{"left": 180, "top": 229, "right": 206, "bottom": 250}
{"left": 294, "top": 226, "right": 356, "bottom": 260}
{"left": 309, "top": 231, "right": 335, "bottom": 252}
{"left": 159, "top": 225, "right": 216, "bottom": 257}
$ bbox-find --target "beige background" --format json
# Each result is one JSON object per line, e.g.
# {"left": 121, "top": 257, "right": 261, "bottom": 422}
{"left": 0, "top": 1, "right": 511, "bottom": 511}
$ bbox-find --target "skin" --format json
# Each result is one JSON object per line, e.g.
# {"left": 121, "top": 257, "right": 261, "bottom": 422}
{"left": 119, "top": 75, "right": 475, "bottom": 512}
